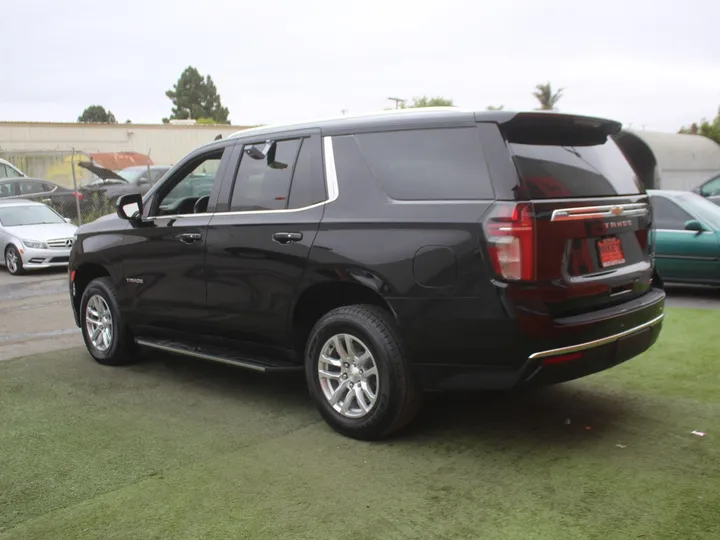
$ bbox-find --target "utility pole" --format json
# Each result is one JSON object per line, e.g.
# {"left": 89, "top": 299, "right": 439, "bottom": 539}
{"left": 387, "top": 97, "right": 406, "bottom": 109}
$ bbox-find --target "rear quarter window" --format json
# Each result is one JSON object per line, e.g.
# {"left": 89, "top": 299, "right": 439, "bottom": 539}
{"left": 354, "top": 127, "right": 494, "bottom": 200}
{"left": 510, "top": 140, "right": 643, "bottom": 199}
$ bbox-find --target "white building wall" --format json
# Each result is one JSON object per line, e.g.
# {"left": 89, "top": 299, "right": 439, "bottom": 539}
{"left": 0, "top": 121, "right": 254, "bottom": 165}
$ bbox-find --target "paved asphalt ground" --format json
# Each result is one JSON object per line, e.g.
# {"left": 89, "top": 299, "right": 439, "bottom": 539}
{"left": 0, "top": 267, "right": 719, "bottom": 361}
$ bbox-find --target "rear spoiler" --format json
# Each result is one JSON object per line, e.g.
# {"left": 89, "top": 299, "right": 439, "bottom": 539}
{"left": 478, "top": 111, "right": 622, "bottom": 146}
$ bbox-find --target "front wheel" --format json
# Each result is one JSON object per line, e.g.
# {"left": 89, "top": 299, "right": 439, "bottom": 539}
{"left": 80, "top": 277, "right": 137, "bottom": 366}
{"left": 305, "top": 304, "right": 422, "bottom": 440}
{"left": 5, "top": 245, "right": 25, "bottom": 275}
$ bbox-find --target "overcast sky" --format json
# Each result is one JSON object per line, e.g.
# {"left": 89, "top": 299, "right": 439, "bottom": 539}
{"left": 3, "top": 0, "right": 719, "bottom": 132}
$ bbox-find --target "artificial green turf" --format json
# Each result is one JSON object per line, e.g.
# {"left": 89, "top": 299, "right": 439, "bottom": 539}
{"left": 1, "top": 308, "right": 718, "bottom": 539}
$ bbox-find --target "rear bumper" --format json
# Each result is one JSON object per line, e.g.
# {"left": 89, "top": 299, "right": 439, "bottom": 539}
{"left": 412, "top": 288, "right": 666, "bottom": 391}
{"left": 519, "top": 312, "right": 663, "bottom": 386}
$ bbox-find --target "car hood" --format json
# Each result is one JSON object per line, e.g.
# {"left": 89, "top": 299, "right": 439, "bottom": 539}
{"left": 5, "top": 222, "right": 78, "bottom": 241}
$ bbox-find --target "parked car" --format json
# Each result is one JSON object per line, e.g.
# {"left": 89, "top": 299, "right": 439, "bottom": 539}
{"left": 0, "top": 177, "right": 87, "bottom": 221}
{"left": 68, "top": 109, "right": 666, "bottom": 440}
{"left": 79, "top": 163, "right": 171, "bottom": 201}
{"left": 0, "top": 158, "right": 26, "bottom": 179}
{"left": 1, "top": 199, "right": 78, "bottom": 275}
{"left": 649, "top": 189, "right": 720, "bottom": 285}
{"left": 693, "top": 172, "right": 720, "bottom": 206}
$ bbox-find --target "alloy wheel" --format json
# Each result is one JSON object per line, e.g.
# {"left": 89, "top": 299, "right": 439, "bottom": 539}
{"left": 318, "top": 333, "right": 379, "bottom": 419}
{"left": 85, "top": 294, "right": 114, "bottom": 352}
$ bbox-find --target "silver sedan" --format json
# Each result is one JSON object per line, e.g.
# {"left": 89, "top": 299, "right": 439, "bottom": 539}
{"left": 0, "top": 199, "right": 78, "bottom": 275}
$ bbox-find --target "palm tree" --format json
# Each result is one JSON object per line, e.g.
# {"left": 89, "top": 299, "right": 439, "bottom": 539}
{"left": 533, "top": 82, "right": 563, "bottom": 111}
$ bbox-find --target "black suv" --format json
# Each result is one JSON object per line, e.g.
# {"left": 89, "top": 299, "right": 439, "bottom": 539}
{"left": 68, "top": 109, "right": 666, "bottom": 440}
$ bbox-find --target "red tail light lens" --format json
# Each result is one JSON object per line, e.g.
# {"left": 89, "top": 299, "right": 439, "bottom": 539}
{"left": 72, "top": 191, "right": 84, "bottom": 200}
{"left": 484, "top": 202, "right": 535, "bottom": 281}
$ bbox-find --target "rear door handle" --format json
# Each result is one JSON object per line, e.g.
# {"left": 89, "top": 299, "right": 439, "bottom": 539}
{"left": 272, "top": 232, "right": 303, "bottom": 244}
{"left": 178, "top": 232, "right": 202, "bottom": 244}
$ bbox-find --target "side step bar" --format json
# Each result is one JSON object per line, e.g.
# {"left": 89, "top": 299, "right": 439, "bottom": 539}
{"left": 135, "top": 338, "right": 303, "bottom": 373}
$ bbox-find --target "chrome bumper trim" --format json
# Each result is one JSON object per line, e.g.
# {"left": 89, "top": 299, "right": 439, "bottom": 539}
{"left": 528, "top": 313, "right": 665, "bottom": 360}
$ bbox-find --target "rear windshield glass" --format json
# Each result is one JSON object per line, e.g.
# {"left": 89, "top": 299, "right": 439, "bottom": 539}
{"left": 510, "top": 139, "right": 643, "bottom": 199}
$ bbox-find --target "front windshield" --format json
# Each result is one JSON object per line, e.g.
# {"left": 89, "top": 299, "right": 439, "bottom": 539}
{"left": 677, "top": 193, "right": 720, "bottom": 229}
{"left": 0, "top": 205, "right": 65, "bottom": 226}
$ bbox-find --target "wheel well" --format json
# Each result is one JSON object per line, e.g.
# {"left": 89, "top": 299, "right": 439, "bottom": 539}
{"left": 73, "top": 263, "right": 110, "bottom": 312}
{"left": 292, "top": 282, "right": 395, "bottom": 353}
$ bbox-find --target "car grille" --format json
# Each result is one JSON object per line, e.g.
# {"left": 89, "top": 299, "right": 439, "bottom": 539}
{"left": 47, "top": 238, "right": 74, "bottom": 249}
{"left": 49, "top": 256, "right": 69, "bottom": 263}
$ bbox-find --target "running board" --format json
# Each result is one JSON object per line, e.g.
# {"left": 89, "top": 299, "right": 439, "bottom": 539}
{"left": 135, "top": 338, "right": 302, "bottom": 373}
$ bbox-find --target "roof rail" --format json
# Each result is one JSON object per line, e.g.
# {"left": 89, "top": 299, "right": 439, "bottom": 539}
{"left": 228, "top": 107, "right": 466, "bottom": 138}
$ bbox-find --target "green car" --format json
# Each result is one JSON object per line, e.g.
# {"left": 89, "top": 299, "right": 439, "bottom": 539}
{"left": 649, "top": 189, "right": 720, "bottom": 285}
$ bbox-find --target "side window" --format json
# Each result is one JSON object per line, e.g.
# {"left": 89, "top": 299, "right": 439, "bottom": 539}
{"left": 354, "top": 127, "right": 494, "bottom": 200}
{"left": 19, "top": 181, "right": 47, "bottom": 195}
{"left": 0, "top": 165, "right": 11, "bottom": 178}
{"left": 154, "top": 149, "right": 225, "bottom": 216}
{"left": 0, "top": 182, "right": 14, "bottom": 197}
{"left": 651, "top": 196, "right": 694, "bottom": 230}
{"left": 230, "top": 139, "right": 301, "bottom": 211}
{"left": 287, "top": 138, "right": 326, "bottom": 209}
{"left": 700, "top": 176, "right": 720, "bottom": 197}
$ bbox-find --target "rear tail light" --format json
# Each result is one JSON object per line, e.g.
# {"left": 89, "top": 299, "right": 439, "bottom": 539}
{"left": 483, "top": 202, "right": 536, "bottom": 281}
{"left": 72, "top": 191, "right": 84, "bottom": 200}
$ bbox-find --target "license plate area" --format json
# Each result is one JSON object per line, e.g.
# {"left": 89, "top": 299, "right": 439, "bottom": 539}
{"left": 597, "top": 236, "right": 625, "bottom": 267}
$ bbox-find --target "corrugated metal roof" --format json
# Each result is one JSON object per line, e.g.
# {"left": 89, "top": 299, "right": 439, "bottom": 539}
{"left": 89, "top": 152, "right": 152, "bottom": 170}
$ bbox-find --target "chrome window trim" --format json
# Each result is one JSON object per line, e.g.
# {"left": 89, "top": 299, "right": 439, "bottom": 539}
{"left": 146, "top": 136, "right": 339, "bottom": 221}
{"left": 550, "top": 203, "right": 648, "bottom": 222}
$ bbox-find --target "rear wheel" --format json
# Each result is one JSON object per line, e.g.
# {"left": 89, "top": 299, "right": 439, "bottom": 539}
{"left": 80, "top": 277, "right": 137, "bottom": 366}
{"left": 5, "top": 245, "right": 25, "bottom": 275}
{"left": 305, "top": 305, "right": 422, "bottom": 440}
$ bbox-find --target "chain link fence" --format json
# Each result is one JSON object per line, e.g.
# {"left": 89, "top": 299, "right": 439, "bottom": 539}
{"left": 0, "top": 149, "right": 152, "bottom": 225}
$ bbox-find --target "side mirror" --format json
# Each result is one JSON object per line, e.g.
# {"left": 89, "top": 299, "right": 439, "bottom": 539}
{"left": 117, "top": 193, "right": 143, "bottom": 221}
{"left": 684, "top": 219, "right": 705, "bottom": 233}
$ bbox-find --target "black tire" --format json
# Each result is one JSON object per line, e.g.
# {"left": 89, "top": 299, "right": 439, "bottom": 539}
{"left": 305, "top": 304, "right": 422, "bottom": 440}
{"left": 80, "top": 277, "right": 137, "bottom": 366}
{"left": 5, "top": 245, "right": 25, "bottom": 276}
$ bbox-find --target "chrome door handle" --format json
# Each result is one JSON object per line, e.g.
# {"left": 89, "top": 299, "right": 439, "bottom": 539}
{"left": 178, "top": 232, "right": 202, "bottom": 244}
{"left": 272, "top": 232, "right": 303, "bottom": 244}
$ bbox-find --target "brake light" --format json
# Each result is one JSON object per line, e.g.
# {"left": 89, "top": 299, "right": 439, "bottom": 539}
{"left": 484, "top": 202, "right": 535, "bottom": 281}
{"left": 72, "top": 191, "right": 84, "bottom": 200}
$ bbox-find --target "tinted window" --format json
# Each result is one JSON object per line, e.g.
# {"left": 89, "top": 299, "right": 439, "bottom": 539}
{"left": 287, "top": 138, "right": 325, "bottom": 209}
{"left": 511, "top": 139, "right": 642, "bottom": 199}
{"left": 354, "top": 128, "right": 494, "bottom": 200}
{"left": 230, "top": 139, "right": 301, "bottom": 211}
{"left": 19, "top": 181, "right": 47, "bottom": 195}
{"left": 651, "top": 196, "right": 694, "bottom": 230}
{"left": 0, "top": 182, "right": 15, "bottom": 197}
{"left": 0, "top": 165, "right": 13, "bottom": 178}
